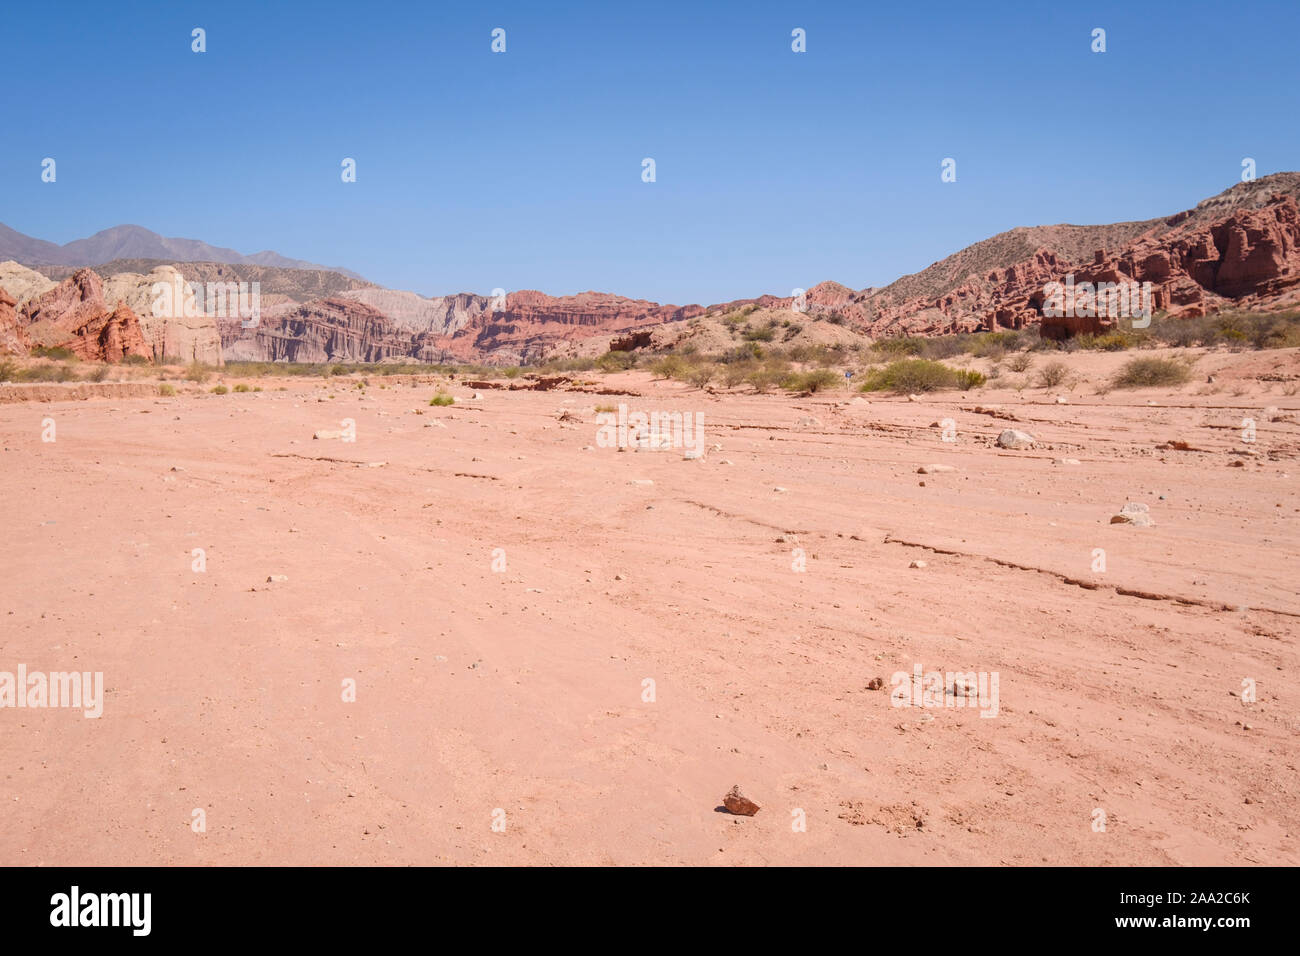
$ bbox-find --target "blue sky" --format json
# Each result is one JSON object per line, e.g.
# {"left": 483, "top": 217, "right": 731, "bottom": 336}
{"left": 2, "top": 0, "right": 1297, "bottom": 303}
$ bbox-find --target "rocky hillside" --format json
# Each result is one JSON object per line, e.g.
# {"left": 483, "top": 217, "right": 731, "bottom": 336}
{"left": 6, "top": 174, "right": 1299, "bottom": 365}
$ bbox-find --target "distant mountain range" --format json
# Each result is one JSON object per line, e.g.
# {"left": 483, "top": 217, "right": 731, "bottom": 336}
{"left": 0, "top": 223, "right": 366, "bottom": 280}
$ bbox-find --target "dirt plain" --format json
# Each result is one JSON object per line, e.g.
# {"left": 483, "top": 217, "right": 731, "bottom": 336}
{"left": 1, "top": 346, "right": 1297, "bottom": 865}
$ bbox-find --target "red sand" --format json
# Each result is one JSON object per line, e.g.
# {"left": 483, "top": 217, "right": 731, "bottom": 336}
{"left": 1, "top": 351, "right": 1297, "bottom": 865}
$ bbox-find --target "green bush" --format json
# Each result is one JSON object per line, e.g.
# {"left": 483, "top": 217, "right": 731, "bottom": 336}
{"left": 955, "top": 369, "right": 986, "bottom": 390}
{"left": 429, "top": 391, "right": 454, "bottom": 406}
{"left": 649, "top": 355, "right": 692, "bottom": 380}
{"left": 781, "top": 369, "right": 841, "bottom": 393}
{"left": 1112, "top": 357, "right": 1192, "bottom": 389}
{"left": 596, "top": 350, "right": 637, "bottom": 372}
{"left": 858, "top": 359, "right": 961, "bottom": 393}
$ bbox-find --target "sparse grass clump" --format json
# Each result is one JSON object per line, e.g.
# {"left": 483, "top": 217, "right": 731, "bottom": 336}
{"left": 184, "top": 362, "right": 210, "bottom": 384}
{"left": 158, "top": 383, "right": 176, "bottom": 396}
{"left": 1034, "top": 360, "right": 1070, "bottom": 388}
{"left": 1112, "top": 357, "right": 1192, "bottom": 389}
{"left": 429, "top": 392, "right": 454, "bottom": 406}
{"left": 210, "top": 384, "right": 229, "bottom": 395}
{"left": 1006, "top": 352, "right": 1034, "bottom": 373}
{"left": 233, "top": 383, "right": 252, "bottom": 392}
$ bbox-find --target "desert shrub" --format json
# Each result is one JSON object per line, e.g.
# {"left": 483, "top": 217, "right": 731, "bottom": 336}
{"left": 742, "top": 323, "right": 776, "bottom": 342}
{"left": 1006, "top": 352, "right": 1034, "bottom": 373}
{"left": 1255, "top": 321, "right": 1300, "bottom": 350}
{"left": 538, "top": 356, "right": 598, "bottom": 372}
{"left": 87, "top": 365, "right": 111, "bottom": 382}
{"left": 429, "top": 391, "right": 454, "bottom": 406}
{"left": 721, "top": 361, "right": 756, "bottom": 387}
{"left": 502, "top": 366, "right": 522, "bottom": 378}
{"left": 1112, "top": 357, "right": 1192, "bottom": 389}
{"left": 955, "top": 369, "right": 986, "bottom": 390}
{"left": 987, "top": 363, "right": 1002, "bottom": 380}
{"left": 233, "top": 383, "right": 252, "bottom": 392}
{"left": 920, "top": 336, "right": 965, "bottom": 360}
{"left": 122, "top": 354, "right": 151, "bottom": 366}
{"left": 858, "top": 359, "right": 960, "bottom": 393}
{"left": 872, "top": 337, "right": 924, "bottom": 358}
{"left": 1034, "top": 361, "right": 1070, "bottom": 388}
{"left": 685, "top": 364, "right": 716, "bottom": 387}
{"left": 0, "top": 359, "right": 16, "bottom": 381}
{"left": 596, "top": 350, "right": 637, "bottom": 372}
{"left": 158, "top": 383, "right": 176, "bottom": 396}
{"left": 595, "top": 403, "right": 617, "bottom": 413}
{"left": 17, "top": 364, "right": 77, "bottom": 382}
{"left": 32, "top": 346, "right": 75, "bottom": 360}
{"left": 1078, "top": 331, "right": 1139, "bottom": 351}
{"left": 781, "top": 369, "right": 841, "bottom": 394}
{"left": 184, "top": 362, "right": 210, "bottom": 383}
{"left": 210, "top": 384, "right": 229, "bottom": 395}
{"left": 649, "top": 355, "right": 692, "bottom": 380}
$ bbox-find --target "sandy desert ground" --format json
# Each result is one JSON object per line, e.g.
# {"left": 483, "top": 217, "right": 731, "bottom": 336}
{"left": 1, "top": 347, "right": 1297, "bottom": 866}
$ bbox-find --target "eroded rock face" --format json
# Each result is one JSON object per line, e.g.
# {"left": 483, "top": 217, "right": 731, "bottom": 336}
{"left": 0, "top": 285, "right": 31, "bottom": 356}
{"left": 221, "top": 297, "right": 421, "bottom": 363}
{"left": 18, "top": 269, "right": 150, "bottom": 362}
{"left": 431, "top": 291, "right": 708, "bottom": 364}
{"left": 103, "top": 266, "right": 224, "bottom": 365}
{"left": 222, "top": 288, "right": 711, "bottom": 365}
{"left": 856, "top": 179, "right": 1300, "bottom": 339}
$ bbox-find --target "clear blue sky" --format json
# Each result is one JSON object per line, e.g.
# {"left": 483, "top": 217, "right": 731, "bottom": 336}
{"left": 2, "top": 0, "right": 1297, "bottom": 304}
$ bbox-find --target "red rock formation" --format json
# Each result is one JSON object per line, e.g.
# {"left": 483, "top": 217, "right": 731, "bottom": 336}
{"left": 859, "top": 182, "right": 1300, "bottom": 340}
{"left": 221, "top": 297, "right": 423, "bottom": 363}
{"left": 18, "top": 269, "right": 150, "bottom": 362}
{"left": 435, "top": 291, "right": 708, "bottom": 363}
{"left": 210, "top": 173, "right": 1300, "bottom": 361}
{"left": 0, "top": 285, "right": 31, "bottom": 355}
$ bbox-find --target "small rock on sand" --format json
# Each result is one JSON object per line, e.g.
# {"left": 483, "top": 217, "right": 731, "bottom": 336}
{"left": 917, "top": 464, "right": 956, "bottom": 474}
{"left": 266, "top": 574, "right": 289, "bottom": 583}
{"left": 723, "top": 785, "right": 761, "bottom": 816}
{"left": 909, "top": 559, "right": 928, "bottom": 569}
{"left": 997, "top": 429, "right": 1036, "bottom": 449}
{"left": 1110, "top": 502, "right": 1154, "bottom": 527}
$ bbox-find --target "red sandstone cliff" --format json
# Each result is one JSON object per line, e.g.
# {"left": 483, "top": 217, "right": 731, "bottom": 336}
{"left": 18, "top": 268, "right": 151, "bottom": 362}
{"left": 0, "top": 285, "right": 31, "bottom": 356}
